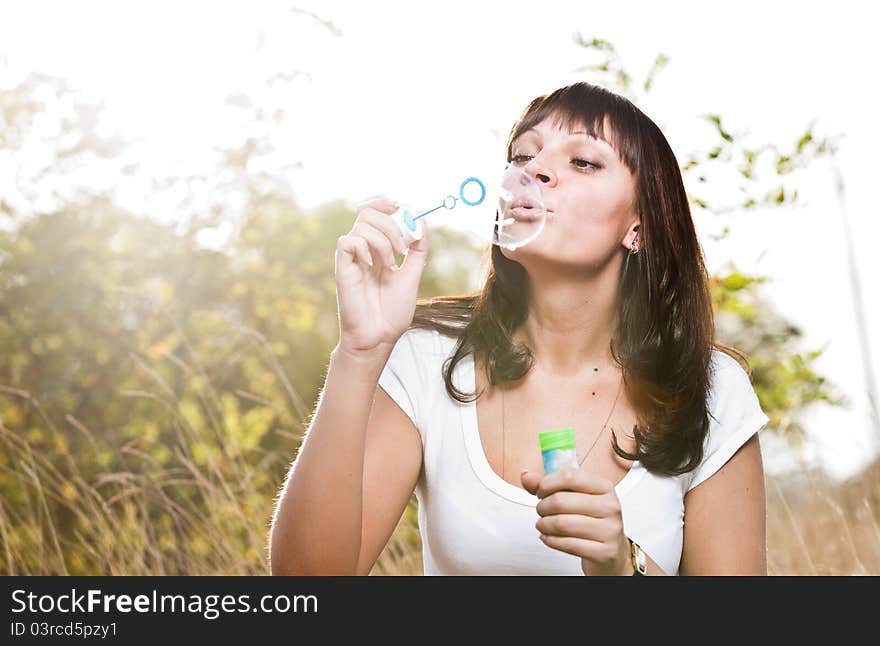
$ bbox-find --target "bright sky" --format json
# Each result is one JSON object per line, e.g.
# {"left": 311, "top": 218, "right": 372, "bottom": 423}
{"left": 2, "top": 0, "right": 878, "bottom": 480}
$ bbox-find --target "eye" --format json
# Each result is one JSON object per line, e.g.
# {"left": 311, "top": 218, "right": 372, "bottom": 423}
{"left": 572, "top": 158, "right": 601, "bottom": 171}
{"left": 510, "top": 154, "right": 533, "bottom": 166}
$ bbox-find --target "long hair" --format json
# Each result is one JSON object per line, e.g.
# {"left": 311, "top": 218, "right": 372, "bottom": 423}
{"left": 410, "top": 82, "right": 748, "bottom": 476}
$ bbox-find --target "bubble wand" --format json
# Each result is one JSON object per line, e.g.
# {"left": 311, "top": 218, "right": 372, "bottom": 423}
{"left": 390, "top": 166, "right": 547, "bottom": 251}
{"left": 392, "top": 177, "right": 488, "bottom": 246}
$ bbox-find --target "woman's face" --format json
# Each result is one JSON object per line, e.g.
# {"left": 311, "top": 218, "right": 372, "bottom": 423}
{"left": 502, "top": 115, "right": 640, "bottom": 270}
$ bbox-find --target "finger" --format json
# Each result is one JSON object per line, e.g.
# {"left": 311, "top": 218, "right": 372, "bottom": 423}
{"left": 337, "top": 234, "right": 374, "bottom": 269}
{"left": 356, "top": 197, "right": 399, "bottom": 216}
{"left": 535, "top": 468, "right": 614, "bottom": 499}
{"left": 520, "top": 469, "right": 543, "bottom": 496}
{"left": 535, "top": 490, "right": 618, "bottom": 519}
{"left": 536, "top": 513, "right": 622, "bottom": 543}
{"left": 407, "top": 212, "right": 428, "bottom": 253}
{"left": 396, "top": 218, "right": 428, "bottom": 282}
{"left": 538, "top": 534, "right": 606, "bottom": 561}
{"left": 357, "top": 208, "right": 409, "bottom": 255}
{"left": 351, "top": 221, "right": 397, "bottom": 269}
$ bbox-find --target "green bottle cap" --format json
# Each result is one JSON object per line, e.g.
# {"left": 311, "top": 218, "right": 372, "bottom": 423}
{"left": 538, "top": 427, "right": 576, "bottom": 453}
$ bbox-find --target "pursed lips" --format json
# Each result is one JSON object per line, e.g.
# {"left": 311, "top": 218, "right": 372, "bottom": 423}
{"left": 506, "top": 196, "right": 551, "bottom": 222}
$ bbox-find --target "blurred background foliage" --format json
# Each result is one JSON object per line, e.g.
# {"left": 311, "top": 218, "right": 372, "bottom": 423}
{"left": 0, "top": 32, "right": 873, "bottom": 576}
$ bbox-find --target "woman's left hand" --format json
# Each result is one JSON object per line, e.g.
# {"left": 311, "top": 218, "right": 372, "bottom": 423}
{"left": 521, "top": 468, "right": 630, "bottom": 576}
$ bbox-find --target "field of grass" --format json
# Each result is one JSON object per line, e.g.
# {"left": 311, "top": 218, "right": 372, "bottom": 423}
{"left": 765, "top": 464, "right": 880, "bottom": 575}
{"left": 2, "top": 396, "right": 876, "bottom": 576}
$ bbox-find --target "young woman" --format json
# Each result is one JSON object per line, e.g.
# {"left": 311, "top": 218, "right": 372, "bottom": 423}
{"left": 269, "top": 82, "right": 769, "bottom": 576}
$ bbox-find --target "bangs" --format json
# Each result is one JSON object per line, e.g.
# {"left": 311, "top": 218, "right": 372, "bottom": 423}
{"left": 506, "top": 83, "right": 641, "bottom": 174}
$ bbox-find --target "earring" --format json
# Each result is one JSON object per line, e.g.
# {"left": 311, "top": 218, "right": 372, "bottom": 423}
{"left": 630, "top": 235, "right": 639, "bottom": 255}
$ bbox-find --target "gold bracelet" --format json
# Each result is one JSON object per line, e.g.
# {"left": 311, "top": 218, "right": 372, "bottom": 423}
{"left": 629, "top": 538, "right": 647, "bottom": 576}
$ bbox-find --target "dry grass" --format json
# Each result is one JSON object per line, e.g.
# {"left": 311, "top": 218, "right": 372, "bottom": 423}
{"left": 0, "top": 415, "right": 277, "bottom": 575}
{"left": 0, "top": 348, "right": 291, "bottom": 576}
{"left": 0, "top": 375, "right": 425, "bottom": 576}
{"left": 1, "top": 381, "right": 875, "bottom": 576}
{"left": 766, "top": 462, "right": 880, "bottom": 575}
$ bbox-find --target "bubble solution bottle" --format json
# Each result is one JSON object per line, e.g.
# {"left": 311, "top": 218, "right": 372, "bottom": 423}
{"left": 538, "top": 427, "right": 580, "bottom": 474}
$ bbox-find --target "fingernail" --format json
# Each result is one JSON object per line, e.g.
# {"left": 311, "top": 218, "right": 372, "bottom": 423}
{"left": 388, "top": 254, "right": 396, "bottom": 268}
{"left": 520, "top": 469, "right": 529, "bottom": 476}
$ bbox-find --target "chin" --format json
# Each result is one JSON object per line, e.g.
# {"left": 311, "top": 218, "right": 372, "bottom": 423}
{"left": 499, "top": 241, "right": 549, "bottom": 267}
{"left": 498, "top": 213, "right": 558, "bottom": 259}
{"left": 501, "top": 242, "right": 606, "bottom": 274}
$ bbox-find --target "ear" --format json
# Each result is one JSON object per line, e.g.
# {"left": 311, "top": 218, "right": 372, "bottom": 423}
{"left": 623, "top": 221, "right": 640, "bottom": 251}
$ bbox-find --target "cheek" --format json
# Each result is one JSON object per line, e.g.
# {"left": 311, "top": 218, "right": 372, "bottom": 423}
{"left": 517, "top": 205, "right": 625, "bottom": 261}
{"left": 561, "top": 185, "right": 625, "bottom": 223}
{"left": 502, "top": 217, "right": 609, "bottom": 262}
{"left": 503, "top": 180, "right": 635, "bottom": 261}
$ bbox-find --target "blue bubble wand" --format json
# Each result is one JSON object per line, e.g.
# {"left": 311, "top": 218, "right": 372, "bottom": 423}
{"left": 395, "top": 177, "right": 487, "bottom": 241}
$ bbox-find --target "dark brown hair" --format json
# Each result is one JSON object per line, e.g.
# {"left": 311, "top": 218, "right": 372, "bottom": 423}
{"left": 410, "top": 82, "right": 748, "bottom": 476}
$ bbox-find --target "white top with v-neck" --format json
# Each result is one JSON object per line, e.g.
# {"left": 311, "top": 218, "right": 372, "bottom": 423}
{"left": 378, "top": 328, "right": 769, "bottom": 575}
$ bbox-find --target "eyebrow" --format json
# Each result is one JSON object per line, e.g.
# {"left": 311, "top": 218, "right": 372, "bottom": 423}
{"left": 567, "top": 131, "right": 614, "bottom": 150}
{"left": 518, "top": 128, "right": 614, "bottom": 152}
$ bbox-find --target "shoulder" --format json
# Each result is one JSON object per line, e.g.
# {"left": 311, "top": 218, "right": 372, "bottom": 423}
{"left": 707, "top": 347, "right": 758, "bottom": 405}
{"left": 397, "top": 326, "right": 459, "bottom": 357}
{"left": 709, "top": 346, "right": 751, "bottom": 376}
{"left": 686, "top": 347, "right": 769, "bottom": 492}
{"left": 385, "top": 326, "right": 463, "bottom": 384}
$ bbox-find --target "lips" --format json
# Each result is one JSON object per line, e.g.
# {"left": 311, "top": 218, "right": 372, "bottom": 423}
{"left": 510, "top": 196, "right": 542, "bottom": 211}
{"left": 505, "top": 196, "right": 546, "bottom": 222}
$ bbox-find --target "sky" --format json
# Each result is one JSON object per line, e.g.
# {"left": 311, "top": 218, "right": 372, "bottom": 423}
{"left": 2, "top": 0, "right": 878, "bottom": 480}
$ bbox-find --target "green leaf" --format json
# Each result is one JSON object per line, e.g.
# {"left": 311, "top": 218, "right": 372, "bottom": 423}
{"left": 721, "top": 272, "right": 754, "bottom": 291}
{"left": 702, "top": 114, "right": 734, "bottom": 142}
{"left": 589, "top": 37, "right": 615, "bottom": 51}
{"left": 796, "top": 131, "right": 813, "bottom": 153}
{"left": 643, "top": 53, "right": 670, "bottom": 92}
{"left": 572, "top": 34, "right": 615, "bottom": 52}
{"left": 574, "top": 63, "right": 611, "bottom": 73}
{"left": 775, "top": 186, "right": 786, "bottom": 204}
{"left": 776, "top": 155, "right": 793, "bottom": 175}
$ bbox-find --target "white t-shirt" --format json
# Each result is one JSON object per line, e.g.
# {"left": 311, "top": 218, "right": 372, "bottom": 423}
{"left": 378, "top": 327, "right": 770, "bottom": 575}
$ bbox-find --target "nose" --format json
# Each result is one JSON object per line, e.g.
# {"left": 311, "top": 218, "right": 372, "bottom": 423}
{"left": 523, "top": 155, "right": 556, "bottom": 188}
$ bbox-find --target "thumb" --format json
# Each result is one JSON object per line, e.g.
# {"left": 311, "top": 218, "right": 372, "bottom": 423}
{"left": 520, "top": 469, "right": 543, "bottom": 496}
{"left": 399, "top": 217, "right": 429, "bottom": 278}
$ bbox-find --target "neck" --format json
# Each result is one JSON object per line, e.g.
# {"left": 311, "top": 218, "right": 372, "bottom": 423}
{"left": 515, "top": 261, "right": 620, "bottom": 378}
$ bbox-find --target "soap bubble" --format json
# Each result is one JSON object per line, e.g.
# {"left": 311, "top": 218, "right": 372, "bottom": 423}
{"left": 493, "top": 162, "right": 547, "bottom": 250}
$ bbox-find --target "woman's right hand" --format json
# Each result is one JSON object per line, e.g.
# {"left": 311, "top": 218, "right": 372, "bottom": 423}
{"left": 334, "top": 197, "right": 430, "bottom": 357}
